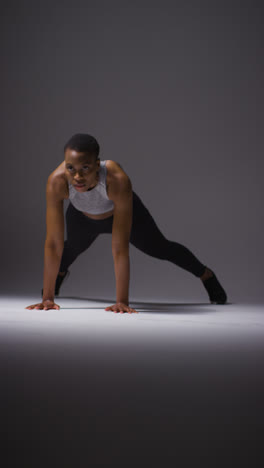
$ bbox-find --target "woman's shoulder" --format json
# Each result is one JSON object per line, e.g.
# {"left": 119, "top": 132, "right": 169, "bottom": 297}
{"left": 47, "top": 161, "right": 68, "bottom": 200}
{"left": 105, "top": 159, "right": 129, "bottom": 180}
{"left": 105, "top": 160, "right": 132, "bottom": 195}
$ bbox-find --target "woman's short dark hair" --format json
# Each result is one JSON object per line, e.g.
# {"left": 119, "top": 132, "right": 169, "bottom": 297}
{"left": 64, "top": 133, "right": 100, "bottom": 159}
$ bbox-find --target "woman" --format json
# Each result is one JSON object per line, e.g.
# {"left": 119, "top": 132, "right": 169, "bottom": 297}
{"left": 26, "top": 133, "right": 227, "bottom": 313}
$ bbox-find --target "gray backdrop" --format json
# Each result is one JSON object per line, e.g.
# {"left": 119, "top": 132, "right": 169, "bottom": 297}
{"left": 1, "top": 1, "right": 263, "bottom": 302}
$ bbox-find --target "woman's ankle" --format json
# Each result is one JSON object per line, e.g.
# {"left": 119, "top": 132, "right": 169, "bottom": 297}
{"left": 200, "top": 267, "right": 213, "bottom": 282}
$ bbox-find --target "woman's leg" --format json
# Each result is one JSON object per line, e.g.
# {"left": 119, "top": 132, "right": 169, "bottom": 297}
{"left": 59, "top": 203, "right": 112, "bottom": 273}
{"left": 129, "top": 192, "right": 207, "bottom": 278}
{"left": 42, "top": 203, "right": 113, "bottom": 296}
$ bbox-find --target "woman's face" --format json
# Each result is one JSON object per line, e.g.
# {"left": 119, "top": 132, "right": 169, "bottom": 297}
{"left": 64, "top": 148, "right": 100, "bottom": 191}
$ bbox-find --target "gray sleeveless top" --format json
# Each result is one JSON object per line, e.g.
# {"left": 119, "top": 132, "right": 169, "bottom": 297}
{"left": 67, "top": 160, "right": 115, "bottom": 214}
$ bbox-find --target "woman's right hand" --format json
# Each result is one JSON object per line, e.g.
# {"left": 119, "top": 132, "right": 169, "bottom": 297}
{"left": 25, "top": 300, "right": 60, "bottom": 310}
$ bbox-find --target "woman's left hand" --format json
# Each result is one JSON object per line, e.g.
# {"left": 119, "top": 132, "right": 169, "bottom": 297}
{"left": 105, "top": 302, "right": 138, "bottom": 313}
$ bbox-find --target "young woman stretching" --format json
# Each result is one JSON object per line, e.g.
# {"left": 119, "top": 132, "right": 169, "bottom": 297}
{"left": 26, "top": 133, "right": 227, "bottom": 313}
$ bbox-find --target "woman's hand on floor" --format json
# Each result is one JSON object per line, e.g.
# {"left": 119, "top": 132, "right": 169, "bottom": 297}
{"left": 25, "top": 300, "right": 60, "bottom": 310}
{"left": 105, "top": 302, "right": 138, "bottom": 313}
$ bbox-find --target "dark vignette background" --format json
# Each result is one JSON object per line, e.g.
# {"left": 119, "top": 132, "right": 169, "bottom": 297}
{"left": 1, "top": 3, "right": 264, "bottom": 467}
{"left": 1, "top": 1, "right": 263, "bottom": 302}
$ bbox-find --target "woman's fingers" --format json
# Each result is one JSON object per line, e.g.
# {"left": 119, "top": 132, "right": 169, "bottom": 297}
{"left": 25, "top": 303, "right": 41, "bottom": 309}
{"left": 25, "top": 302, "right": 60, "bottom": 310}
{"left": 105, "top": 303, "right": 138, "bottom": 313}
{"left": 26, "top": 302, "right": 138, "bottom": 313}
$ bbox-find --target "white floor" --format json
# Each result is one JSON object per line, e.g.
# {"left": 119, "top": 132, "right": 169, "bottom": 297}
{"left": 1, "top": 295, "right": 264, "bottom": 342}
{"left": 2, "top": 295, "right": 264, "bottom": 467}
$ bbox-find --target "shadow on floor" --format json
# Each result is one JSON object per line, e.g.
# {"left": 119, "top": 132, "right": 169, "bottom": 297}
{"left": 58, "top": 296, "right": 232, "bottom": 313}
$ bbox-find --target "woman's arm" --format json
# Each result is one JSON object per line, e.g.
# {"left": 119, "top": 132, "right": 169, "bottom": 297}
{"left": 111, "top": 176, "right": 132, "bottom": 305}
{"left": 42, "top": 175, "right": 65, "bottom": 301}
{"left": 105, "top": 169, "right": 138, "bottom": 313}
{"left": 25, "top": 175, "right": 64, "bottom": 310}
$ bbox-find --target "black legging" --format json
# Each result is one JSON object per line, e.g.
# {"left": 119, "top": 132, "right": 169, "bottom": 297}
{"left": 59, "top": 191, "right": 207, "bottom": 278}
